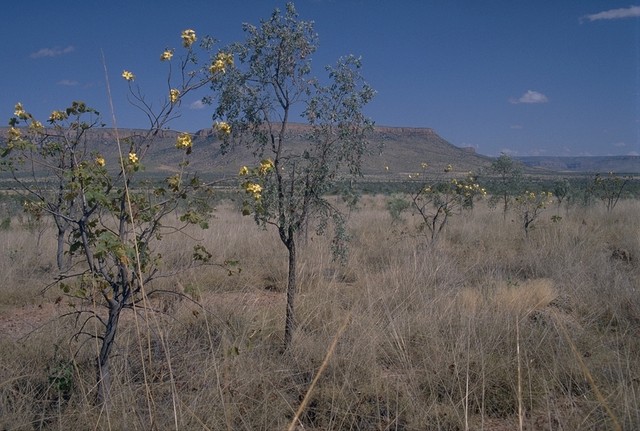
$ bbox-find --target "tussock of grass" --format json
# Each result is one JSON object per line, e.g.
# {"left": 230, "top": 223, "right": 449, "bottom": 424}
{"left": 0, "top": 198, "right": 639, "bottom": 429}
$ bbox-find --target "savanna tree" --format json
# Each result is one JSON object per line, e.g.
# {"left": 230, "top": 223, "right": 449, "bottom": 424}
{"left": 405, "top": 164, "right": 486, "bottom": 243}
{"left": 210, "top": 3, "right": 375, "bottom": 349}
{"left": 513, "top": 190, "right": 554, "bottom": 237}
{"left": 552, "top": 178, "right": 570, "bottom": 213}
{"left": 487, "top": 153, "right": 523, "bottom": 220}
{"left": 588, "top": 172, "right": 630, "bottom": 212}
{"left": 1, "top": 29, "right": 221, "bottom": 405}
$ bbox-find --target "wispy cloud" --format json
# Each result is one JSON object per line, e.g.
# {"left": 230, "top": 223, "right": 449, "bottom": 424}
{"left": 30, "top": 46, "right": 75, "bottom": 59}
{"left": 189, "top": 100, "right": 206, "bottom": 110}
{"left": 57, "top": 79, "right": 79, "bottom": 86}
{"left": 581, "top": 6, "right": 640, "bottom": 22}
{"left": 613, "top": 141, "right": 626, "bottom": 148}
{"left": 510, "top": 124, "right": 523, "bottom": 130}
{"left": 510, "top": 90, "right": 549, "bottom": 104}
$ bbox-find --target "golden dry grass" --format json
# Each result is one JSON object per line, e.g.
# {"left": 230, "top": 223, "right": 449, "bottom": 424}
{"left": 0, "top": 197, "right": 639, "bottom": 430}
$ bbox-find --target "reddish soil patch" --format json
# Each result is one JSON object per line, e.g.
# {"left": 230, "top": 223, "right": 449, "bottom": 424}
{"left": 0, "top": 302, "right": 64, "bottom": 341}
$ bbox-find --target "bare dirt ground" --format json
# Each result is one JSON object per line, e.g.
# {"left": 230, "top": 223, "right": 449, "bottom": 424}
{"left": 0, "top": 302, "right": 64, "bottom": 341}
{"left": 0, "top": 289, "right": 285, "bottom": 342}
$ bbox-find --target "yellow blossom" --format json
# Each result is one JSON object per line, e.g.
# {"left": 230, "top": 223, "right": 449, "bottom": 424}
{"left": 209, "top": 60, "right": 225, "bottom": 74}
{"left": 175, "top": 132, "right": 192, "bottom": 149}
{"left": 181, "top": 29, "right": 196, "bottom": 48}
{"left": 421, "top": 162, "right": 428, "bottom": 170}
{"left": 14, "top": 103, "right": 29, "bottom": 120}
{"left": 214, "top": 121, "right": 231, "bottom": 135}
{"left": 239, "top": 166, "right": 249, "bottom": 176}
{"left": 246, "top": 183, "right": 262, "bottom": 193}
{"left": 444, "top": 164, "right": 453, "bottom": 173}
{"left": 28, "top": 120, "right": 43, "bottom": 131}
{"left": 209, "top": 52, "right": 234, "bottom": 74}
{"left": 122, "top": 70, "right": 135, "bottom": 81}
{"left": 244, "top": 182, "right": 262, "bottom": 199}
{"left": 128, "top": 152, "right": 139, "bottom": 164}
{"left": 8, "top": 127, "right": 21, "bottom": 141}
{"left": 170, "top": 88, "right": 180, "bottom": 104}
{"left": 160, "top": 49, "right": 174, "bottom": 61}
{"left": 49, "top": 110, "right": 68, "bottom": 122}
{"left": 95, "top": 155, "right": 106, "bottom": 167}
{"left": 259, "top": 159, "right": 274, "bottom": 175}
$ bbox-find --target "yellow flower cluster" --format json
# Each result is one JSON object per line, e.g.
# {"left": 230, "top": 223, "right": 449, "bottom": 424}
{"left": 95, "top": 155, "right": 106, "bottom": 167}
{"left": 444, "top": 164, "right": 453, "bottom": 173}
{"left": 214, "top": 121, "right": 232, "bottom": 136}
{"left": 49, "top": 110, "right": 68, "bottom": 122}
{"left": 259, "top": 159, "right": 274, "bottom": 175}
{"left": 239, "top": 166, "right": 249, "bottom": 176}
{"left": 518, "top": 191, "right": 554, "bottom": 208}
{"left": 209, "top": 52, "right": 234, "bottom": 74}
{"left": 28, "top": 120, "right": 43, "bottom": 131}
{"left": 181, "top": 29, "right": 196, "bottom": 48}
{"left": 451, "top": 177, "right": 486, "bottom": 198}
{"left": 122, "top": 70, "right": 135, "bottom": 81}
{"left": 14, "top": 103, "right": 29, "bottom": 120}
{"left": 244, "top": 182, "right": 262, "bottom": 199}
{"left": 160, "top": 49, "right": 174, "bottom": 61}
{"left": 170, "top": 88, "right": 180, "bottom": 104}
{"left": 128, "top": 152, "right": 139, "bottom": 164}
{"left": 175, "top": 132, "right": 192, "bottom": 149}
{"left": 8, "top": 127, "right": 21, "bottom": 141}
{"left": 421, "top": 162, "right": 428, "bottom": 170}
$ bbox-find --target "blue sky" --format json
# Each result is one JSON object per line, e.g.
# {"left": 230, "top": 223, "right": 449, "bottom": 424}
{"left": 2, "top": 1, "right": 638, "bottom": 157}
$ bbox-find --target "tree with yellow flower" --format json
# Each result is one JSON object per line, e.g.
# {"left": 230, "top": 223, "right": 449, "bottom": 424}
{"left": 0, "top": 27, "right": 221, "bottom": 407}
{"left": 514, "top": 190, "right": 554, "bottom": 237}
{"left": 395, "top": 164, "right": 487, "bottom": 244}
{"left": 209, "top": 3, "right": 375, "bottom": 350}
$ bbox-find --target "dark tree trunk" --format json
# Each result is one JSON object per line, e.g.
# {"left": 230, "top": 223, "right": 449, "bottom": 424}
{"left": 283, "top": 237, "right": 297, "bottom": 350}
{"left": 56, "top": 226, "right": 67, "bottom": 272}
{"left": 96, "top": 300, "right": 122, "bottom": 406}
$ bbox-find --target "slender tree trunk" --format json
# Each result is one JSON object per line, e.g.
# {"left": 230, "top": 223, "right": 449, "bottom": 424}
{"left": 284, "top": 237, "right": 297, "bottom": 350}
{"left": 96, "top": 300, "right": 122, "bottom": 406}
{"left": 56, "top": 226, "right": 67, "bottom": 272}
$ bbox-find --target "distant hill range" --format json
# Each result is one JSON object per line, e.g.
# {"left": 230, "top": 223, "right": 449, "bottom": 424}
{"left": 1, "top": 125, "right": 637, "bottom": 178}
{"left": 516, "top": 156, "right": 640, "bottom": 175}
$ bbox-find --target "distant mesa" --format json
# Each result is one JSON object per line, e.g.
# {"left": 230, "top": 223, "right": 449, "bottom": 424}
{"left": 2, "top": 125, "right": 638, "bottom": 176}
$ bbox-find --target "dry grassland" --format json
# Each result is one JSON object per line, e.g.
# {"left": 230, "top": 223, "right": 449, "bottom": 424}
{"left": 0, "top": 197, "right": 638, "bottom": 430}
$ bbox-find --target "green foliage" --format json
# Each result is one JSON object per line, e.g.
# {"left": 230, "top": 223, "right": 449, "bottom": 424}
{"left": 486, "top": 153, "right": 523, "bottom": 219}
{"left": 48, "top": 360, "right": 74, "bottom": 395}
{"left": 386, "top": 194, "right": 410, "bottom": 223}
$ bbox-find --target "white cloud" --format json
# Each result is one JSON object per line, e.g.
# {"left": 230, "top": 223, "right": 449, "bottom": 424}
{"left": 57, "top": 79, "right": 79, "bottom": 86}
{"left": 510, "top": 124, "right": 523, "bottom": 130}
{"left": 612, "top": 142, "right": 626, "bottom": 147}
{"left": 30, "top": 46, "right": 75, "bottom": 59}
{"left": 628, "top": 151, "right": 640, "bottom": 156}
{"left": 581, "top": 6, "right": 640, "bottom": 22}
{"left": 189, "top": 100, "right": 206, "bottom": 110}
{"left": 510, "top": 90, "right": 549, "bottom": 104}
